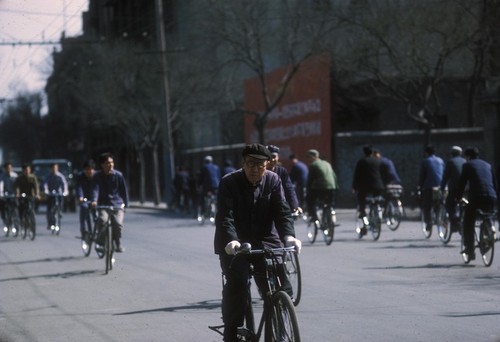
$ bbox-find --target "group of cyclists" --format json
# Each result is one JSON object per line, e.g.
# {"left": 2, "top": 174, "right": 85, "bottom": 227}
{"left": 0, "top": 153, "right": 129, "bottom": 253}
{"left": 419, "top": 145, "right": 498, "bottom": 261}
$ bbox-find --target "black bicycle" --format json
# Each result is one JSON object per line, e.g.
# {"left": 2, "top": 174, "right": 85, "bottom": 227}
{"left": 356, "top": 195, "right": 384, "bottom": 241}
{"left": 47, "top": 191, "right": 63, "bottom": 235}
{"left": 383, "top": 184, "right": 404, "bottom": 231}
{"left": 18, "top": 193, "right": 36, "bottom": 241}
{"left": 2, "top": 193, "right": 20, "bottom": 238}
{"left": 95, "top": 205, "right": 119, "bottom": 274}
{"left": 210, "top": 244, "right": 301, "bottom": 341}
{"left": 80, "top": 199, "right": 96, "bottom": 257}
{"left": 461, "top": 205, "right": 497, "bottom": 267}
{"left": 306, "top": 201, "right": 337, "bottom": 245}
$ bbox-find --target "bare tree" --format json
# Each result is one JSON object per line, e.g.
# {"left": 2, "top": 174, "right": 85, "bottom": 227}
{"left": 333, "top": 0, "right": 482, "bottom": 144}
{"left": 199, "top": 0, "right": 338, "bottom": 144}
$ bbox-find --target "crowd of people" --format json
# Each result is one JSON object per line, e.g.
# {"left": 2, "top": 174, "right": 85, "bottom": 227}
{"left": 0, "top": 152, "right": 129, "bottom": 252}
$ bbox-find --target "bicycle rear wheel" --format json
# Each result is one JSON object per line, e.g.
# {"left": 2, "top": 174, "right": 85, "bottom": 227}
{"left": 306, "top": 220, "right": 317, "bottom": 244}
{"left": 421, "top": 211, "right": 432, "bottom": 239}
{"left": 322, "top": 209, "right": 335, "bottom": 245}
{"left": 264, "top": 291, "right": 300, "bottom": 342}
{"left": 283, "top": 251, "right": 301, "bottom": 306}
{"left": 479, "top": 220, "right": 495, "bottom": 267}
{"left": 437, "top": 205, "right": 451, "bottom": 244}
{"left": 370, "top": 208, "right": 381, "bottom": 241}
{"left": 386, "top": 200, "right": 402, "bottom": 231}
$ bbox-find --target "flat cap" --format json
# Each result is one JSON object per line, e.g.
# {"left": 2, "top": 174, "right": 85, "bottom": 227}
{"left": 307, "top": 149, "right": 319, "bottom": 157}
{"left": 451, "top": 146, "right": 462, "bottom": 153}
{"left": 242, "top": 144, "right": 272, "bottom": 160}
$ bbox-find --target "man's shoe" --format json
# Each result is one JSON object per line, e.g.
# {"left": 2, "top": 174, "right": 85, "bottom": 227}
{"left": 115, "top": 246, "right": 124, "bottom": 253}
{"left": 460, "top": 248, "right": 475, "bottom": 261}
{"left": 425, "top": 223, "right": 432, "bottom": 232}
{"left": 356, "top": 226, "right": 367, "bottom": 237}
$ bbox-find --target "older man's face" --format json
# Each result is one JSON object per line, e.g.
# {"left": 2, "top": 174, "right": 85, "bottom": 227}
{"left": 243, "top": 157, "right": 268, "bottom": 185}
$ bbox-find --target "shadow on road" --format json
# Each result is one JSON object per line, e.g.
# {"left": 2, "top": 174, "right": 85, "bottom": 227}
{"left": 0, "top": 269, "right": 99, "bottom": 282}
{"left": 114, "top": 299, "right": 221, "bottom": 315}
{"left": 0, "top": 255, "right": 82, "bottom": 266}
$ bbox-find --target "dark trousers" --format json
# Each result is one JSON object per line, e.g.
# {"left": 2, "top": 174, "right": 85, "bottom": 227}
{"left": 357, "top": 190, "right": 383, "bottom": 218}
{"left": 462, "top": 197, "right": 496, "bottom": 253}
{"left": 307, "top": 189, "right": 335, "bottom": 221}
{"left": 46, "top": 196, "right": 62, "bottom": 227}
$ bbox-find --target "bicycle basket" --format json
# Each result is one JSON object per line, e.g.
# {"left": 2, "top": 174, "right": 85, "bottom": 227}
{"left": 386, "top": 184, "right": 403, "bottom": 198}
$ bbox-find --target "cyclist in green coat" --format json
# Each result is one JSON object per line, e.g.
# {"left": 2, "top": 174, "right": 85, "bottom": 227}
{"left": 305, "top": 149, "right": 339, "bottom": 222}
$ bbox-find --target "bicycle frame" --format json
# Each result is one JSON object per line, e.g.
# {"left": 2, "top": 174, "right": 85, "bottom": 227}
{"left": 18, "top": 193, "right": 36, "bottom": 241}
{"left": 95, "top": 205, "right": 121, "bottom": 274}
{"left": 47, "top": 192, "right": 63, "bottom": 235}
{"left": 2, "top": 194, "right": 19, "bottom": 237}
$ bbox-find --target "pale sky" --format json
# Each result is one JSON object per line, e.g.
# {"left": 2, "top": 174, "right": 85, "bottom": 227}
{"left": 0, "top": 0, "right": 88, "bottom": 100}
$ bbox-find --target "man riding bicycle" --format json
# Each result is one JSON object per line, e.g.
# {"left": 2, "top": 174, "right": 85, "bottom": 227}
{"left": 305, "top": 149, "right": 338, "bottom": 223}
{"left": 43, "top": 163, "right": 68, "bottom": 231}
{"left": 455, "top": 147, "right": 497, "bottom": 261}
{"left": 92, "top": 153, "right": 129, "bottom": 253}
{"left": 14, "top": 164, "right": 40, "bottom": 221}
{"left": 440, "top": 146, "right": 466, "bottom": 232}
{"left": 214, "top": 143, "right": 301, "bottom": 342}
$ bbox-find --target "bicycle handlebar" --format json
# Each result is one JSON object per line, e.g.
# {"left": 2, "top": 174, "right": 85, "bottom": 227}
{"left": 96, "top": 204, "right": 125, "bottom": 210}
{"left": 235, "top": 242, "right": 296, "bottom": 256}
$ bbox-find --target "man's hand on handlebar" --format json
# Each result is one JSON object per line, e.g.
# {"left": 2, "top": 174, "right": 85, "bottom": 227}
{"left": 284, "top": 235, "right": 302, "bottom": 254}
{"left": 225, "top": 240, "right": 241, "bottom": 255}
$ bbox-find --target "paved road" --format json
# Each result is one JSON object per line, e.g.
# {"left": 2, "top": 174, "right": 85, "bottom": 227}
{"left": 1, "top": 207, "right": 499, "bottom": 341}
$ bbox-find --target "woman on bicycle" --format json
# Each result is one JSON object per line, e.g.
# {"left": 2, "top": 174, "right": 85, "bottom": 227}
{"left": 455, "top": 147, "right": 497, "bottom": 261}
{"left": 214, "top": 143, "right": 301, "bottom": 342}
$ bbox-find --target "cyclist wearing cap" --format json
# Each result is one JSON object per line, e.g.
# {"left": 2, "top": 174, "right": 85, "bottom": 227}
{"left": 455, "top": 147, "right": 497, "bottom": 261}
{"left": 306, "top": 149, "right": 339, "bottom": 223}
{"left": 266, "top": 145, "right": 302, "bottom": 215}
{"left": 440, "top": 146, "right": 466, "bottom": 232}
{"left": 214, "top": 143, "right": 301, "bottom": 342}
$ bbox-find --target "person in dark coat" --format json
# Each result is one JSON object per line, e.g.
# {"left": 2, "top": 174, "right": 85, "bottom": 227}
{"left": 455, "top": 147, "right": 497, "bottom": 261}
{"left": 214, "top": 143, "right": 301, "bottom": 342}
{"left": 352, "top": 145, "right": 385, "bottom": 235}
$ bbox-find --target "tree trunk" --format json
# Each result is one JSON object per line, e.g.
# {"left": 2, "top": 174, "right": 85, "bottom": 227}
{"left": 138, "top": 148, "right": 146, "bottom": 204}
{"left": 152, "top": 143, "right": 161, "bottom": 206}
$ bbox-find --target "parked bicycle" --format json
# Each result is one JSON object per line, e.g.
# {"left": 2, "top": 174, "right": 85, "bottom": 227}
{"left": 47, "top": 190, "right": 63, "bottom": 235}
{"left": 419, "top": 188, "right": 447, "bottom": 240}
{"left": 2, "top": 193, "right": 20, "bottom": 238}
{"left": 197, "top": 193, "right": 216, "bottom": 225}
{"left": 80, "top": 199, "right": 96, "bottom": 257}
{"left": 356, "top": 195, "right": 384, "bottom": 241}
{"left": 383, "top": 184, "right": 404, "bottom": 231}
{"left": 18, "top": 193, "right": 36, "bottom": 241}
{"left": 306, "top": 199, "right": 337, "bottom": 245}
{"left": 95, "top": 205, "right": 120, "bottom": 274}
{"left": 461, "top": 203, "right": 497, "bottom": 267}
{"left": 209, "top": 243, "right": 301, "bottom": 341}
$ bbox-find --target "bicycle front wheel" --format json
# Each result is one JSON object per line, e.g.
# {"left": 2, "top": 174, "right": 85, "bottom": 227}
{"left": 265, "top": 291, "right": 301, "bottom": 342}
{"left": 479, "top": 220, "right": 495, "bottom": 267}
{"left": 27, "top": 211, "right": 36, "bottom": 241}
{"left": 283, "top": 251, "right": 301, "bottom": 306}
{"left": 105, "top": 226, "right": 113, "bottom": 274}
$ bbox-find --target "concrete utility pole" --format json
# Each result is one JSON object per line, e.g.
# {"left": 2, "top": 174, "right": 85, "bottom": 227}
{"left": 154, "top": 0, "right": 175, "bottom": 205}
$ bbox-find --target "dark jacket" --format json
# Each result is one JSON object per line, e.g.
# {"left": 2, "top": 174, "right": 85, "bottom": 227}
{"left": 272, "top": 165, "right": 299, "bottom": 210}
{"left": 441, "top": 156, "right": 466, "bottom": 195}
{"left": 75, "top": 171, "right": 95, "bottom": 200}
{"left": 92, "top": 169, "right": 129, "bottom": 207}
{"left": 456, "top": 158, "right": 497, "bottom": 201}
{"left": 214, "top": 169, "right": 294, "bottom": 255}
{"left": 352, "top": 157, "right": 384, "bottom": 193}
